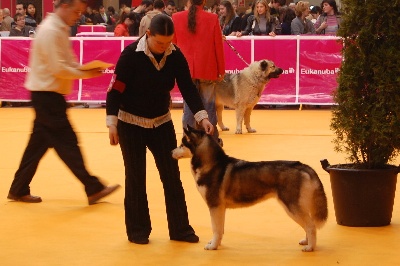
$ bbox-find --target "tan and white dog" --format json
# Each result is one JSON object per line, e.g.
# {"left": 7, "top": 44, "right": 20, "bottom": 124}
{"left": 216, "top": 60, "right": 283, "bottom": 134}
{"left": 172, "top": 126, "right": 328, "bottom": 251}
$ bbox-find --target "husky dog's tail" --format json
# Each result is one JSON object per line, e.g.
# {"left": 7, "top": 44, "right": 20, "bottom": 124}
{"left": 312, "top": 178, "right": 328, "bottom": 229}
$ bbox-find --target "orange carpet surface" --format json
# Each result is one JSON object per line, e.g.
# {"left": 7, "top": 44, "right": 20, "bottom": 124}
{"left": 0, "top": 106, "right": 400, "bottom": 265}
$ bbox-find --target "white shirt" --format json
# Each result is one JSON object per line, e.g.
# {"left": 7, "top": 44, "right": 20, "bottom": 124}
{"left": 25, "top": 13, "right": 92, "bottom": 95}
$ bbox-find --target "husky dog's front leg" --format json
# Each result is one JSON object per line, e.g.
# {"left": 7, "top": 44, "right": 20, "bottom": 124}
{"left": 205, "top": 206, "right": 226, "bottom": 250}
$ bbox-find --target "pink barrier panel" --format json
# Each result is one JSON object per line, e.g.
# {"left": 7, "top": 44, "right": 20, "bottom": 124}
{"left": 0, "top": 36, "right": 342, "bottom": 104}
{"left": 77, "top": 25, "right": 106, "bottom": 33}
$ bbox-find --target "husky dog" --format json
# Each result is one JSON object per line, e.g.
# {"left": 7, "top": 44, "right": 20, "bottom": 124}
{"left": 216, "top": 60, "right": 283, "bottom": 134}
{"left": 172, "top": 126, "right": 328, "bottom": 251}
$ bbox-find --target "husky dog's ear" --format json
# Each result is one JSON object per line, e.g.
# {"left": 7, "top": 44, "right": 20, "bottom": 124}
{"left": 260, "top": 60, "right": 269, "bottom": 71}
{"left": 183, "top": 126, "right": 190, "bottom": 136}
{"left": 186, "top": 125, "right": 196, "bottom": 133}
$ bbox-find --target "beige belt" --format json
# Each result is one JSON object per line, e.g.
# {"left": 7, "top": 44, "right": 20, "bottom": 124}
{"left": 118, "top": 110, "right": 171, "bottom": 128}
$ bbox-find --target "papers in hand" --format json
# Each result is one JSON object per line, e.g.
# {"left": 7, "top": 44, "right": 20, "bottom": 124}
{"left": 78, "top": 60, "right": 114, "bottom": 71}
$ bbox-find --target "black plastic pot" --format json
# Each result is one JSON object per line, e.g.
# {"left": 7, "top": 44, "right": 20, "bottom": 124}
{"left": 321, "top": 159, "right": 398, "bottom": 227}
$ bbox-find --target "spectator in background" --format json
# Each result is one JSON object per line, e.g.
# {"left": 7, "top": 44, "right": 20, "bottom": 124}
{"left": 209, "top": 2, "right": 219, "bottom": 14}
{"left": 95, "top": 5, "right": 113, "bottom": 25}
{"left": 15, "top": 2, "right": 37, "bottom": 28}
{"left": 309, "top": 5, "right": 322, "bottom": 24}
{"left": 164, "top": 1, "right": 176, "bottom": 16}
{"left": 219, "top": 0, "right": 241, "bottom": 36}
{"left": 107, "top": 6, "right": 119, "bottom": 25}
{"left": 240, "top": 2, "right": 254, "bottom": 30}
{"left": 269, "top": 0, "right": 286, "bottom": 17}
{"left": 279, "top": 6, "right": 296, "bottom": 34}
{"left": 9, "top": 13, "right": 35, "bottom": 37}
{"left": 237, "top": 0, "right": 278, "bottom": 36}
{"left": 291, "top": 1, "right": 315, "bottom": 35}
{"left": 232, "top": 1, "right": 238, "bottom": 12}
{"left": 314, "top": 0, "right": 341, "bottom": 35}
{"left": 139, "top": 0, "right": 164, "bottom": 37}
{"left": 84, "top": 6, "right": 97, "bottom": 24}
{"left": 114, "top": 12, "right": 135, "bottom": 36}
{"left": 130, "top": 0, "right": 154, "bottom": 36}
{"left": 1, "top": 8, "right": 14, "bottom": 31}
{"left": 27, "top": 2, "right": 41, "bottom": 26}
{"left": 0, "top": 9, "right": 3, "bottom": 25}
{"left": 172, "top": 0, "right": 225, "bottom": 144}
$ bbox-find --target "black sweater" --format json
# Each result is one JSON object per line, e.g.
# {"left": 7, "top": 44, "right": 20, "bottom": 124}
{"left": 106, "top": 39, "right": 204, "bottom": 119}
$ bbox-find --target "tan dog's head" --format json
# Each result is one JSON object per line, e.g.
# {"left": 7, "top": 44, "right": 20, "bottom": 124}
{"left": 249, "top": 60, "right": 283, "bottom": 81}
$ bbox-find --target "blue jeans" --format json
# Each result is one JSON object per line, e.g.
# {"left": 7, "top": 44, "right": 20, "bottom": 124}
{"left": 182, "top": 79, "right": 219, "bottom": 141}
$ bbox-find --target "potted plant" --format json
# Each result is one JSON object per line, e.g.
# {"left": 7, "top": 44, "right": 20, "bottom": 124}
{"left": 320, "top": 0, "right": 400, "bottom": 226}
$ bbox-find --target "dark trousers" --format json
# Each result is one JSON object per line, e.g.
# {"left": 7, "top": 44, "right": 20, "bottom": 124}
{"left": 118, "top": 120, "right": 195, "bottom": 241}
{"left": 9, "top": 91, "right": 104, "bottom": 197}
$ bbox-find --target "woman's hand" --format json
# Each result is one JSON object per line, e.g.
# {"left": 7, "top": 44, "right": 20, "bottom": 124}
{"left": 108, "top": 125, "right": 119, "bottom": 145}
{"left": 200, "top": 118, "right": 214, "bottom": 135}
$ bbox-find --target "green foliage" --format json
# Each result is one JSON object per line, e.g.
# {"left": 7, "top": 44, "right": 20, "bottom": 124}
{"left": 331, "top": 0, "right": 400, "bottom": 168}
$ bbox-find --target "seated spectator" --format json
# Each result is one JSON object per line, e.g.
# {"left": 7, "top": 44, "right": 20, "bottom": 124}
{"left": 237, "top": 0, "right": 278, "bottom": 36}
{"left": 309, "top": 5, "right": 322, "bottom": 24}
{"left": 95, "top": 5, "right": 113, "bottom": 25}
{"left": 219, "top": 0, "right": 241, "bottom": 36}
{"left": 314, "top": 0, "right": 341, "bottom": 35}
{"left": 114, "top": 12, "right": 135, "bottom": 37}
{"left": 107, "top": 6, "right": 118, "bottom": 25}
{"left": 27, "top": 2, "right": 41, "bottom": 26}
{"left": 9, "top": 13, "right": 35, "bottom": 37}
{"left": 279, "top": 6, "right": 296, "bottom": 35}
{"left": 0, "top": 8, "right": 14, "bottom": 31}
{"left": 85, "top": 6, "right": 97, "bottom": 24}
{"left": 139, "top": 0, "right": 165, "bottom": 37}
{"left": 291, "top": 1, "right": 315, "bottom": 35}
{"left": 240, "top": 2, "right": 254, "bottom": 31}
{"left": 14, "top": 2, "right": 37, "bottom": 28}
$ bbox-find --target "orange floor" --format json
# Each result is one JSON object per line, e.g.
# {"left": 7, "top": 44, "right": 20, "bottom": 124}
{"left": 1, "top": 106, "right": 400, "bottom": 265}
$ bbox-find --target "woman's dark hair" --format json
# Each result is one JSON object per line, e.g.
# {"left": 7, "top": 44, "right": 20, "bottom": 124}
{"left": 310, "top": 5, "right": 322, "bottom": 15}
{"left": 220, "top": 0, "right": 235, "bottom": 25}
{"left": 188, "top": 0, "right": 204, "bottom": 33}
{"left": 107, "top": 6, "right": 116, "bottom": 15}
{"left": 321, "top": 0, "right": 339, "bottom": 15}
{"left": 149, "top": 14, "right": 175, "bottom": 36}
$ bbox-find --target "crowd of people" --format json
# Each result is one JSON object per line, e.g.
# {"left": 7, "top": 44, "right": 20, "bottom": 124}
{"left": 0, "top": 0, "right": 341, "bottom": 38}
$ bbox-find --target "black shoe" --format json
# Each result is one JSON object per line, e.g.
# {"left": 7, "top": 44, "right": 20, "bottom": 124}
{"left": 171, "top": 233, "right": 199, "bottom": 243}
{"left": 129, "top": 238, "right": 149, "bottom": 245}
{"left": 218, "top": 138, "right": 223, "bottom": 147}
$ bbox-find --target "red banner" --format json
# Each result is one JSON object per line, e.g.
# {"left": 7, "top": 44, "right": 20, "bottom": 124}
{"left": 0, "top": 36, "right": 342, "bottom": 104}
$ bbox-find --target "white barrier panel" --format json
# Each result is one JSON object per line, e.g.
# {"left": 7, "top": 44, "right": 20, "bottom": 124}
{"left": 0, "top": 36, "right": 342, "bottom": 104}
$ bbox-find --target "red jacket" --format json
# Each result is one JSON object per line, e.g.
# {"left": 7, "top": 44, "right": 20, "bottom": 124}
{"left": 172, "top": 7, "right": 225, "bottom": 81}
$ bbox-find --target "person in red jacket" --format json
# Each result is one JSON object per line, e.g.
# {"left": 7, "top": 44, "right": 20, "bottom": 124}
{"left": 172, "top": 0, "right": 225, "bottom": 144}
{"left": 114, "top": 12, "right": 135, "bottom": 37}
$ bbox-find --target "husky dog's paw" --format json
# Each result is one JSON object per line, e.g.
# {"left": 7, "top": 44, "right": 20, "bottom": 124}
{"left": 299, "top": 239, "right": 314, "bottom": 251}
{"left": 301, "top": 245, "right": 314, "bottom": 252}
{"left": 235, "top": 129, "right": 243, "bottom": 134}
{"left": 299, "top": 239, "right": 308, "bottom": 245}
{"left": 204, "top": 240, "right": 218, "bottom": 250}
{"left": 221, "top": 126, "right": 229, "bottom": 131}
{"left": 247, "top": 128, "right": 256, "bottom": 133}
